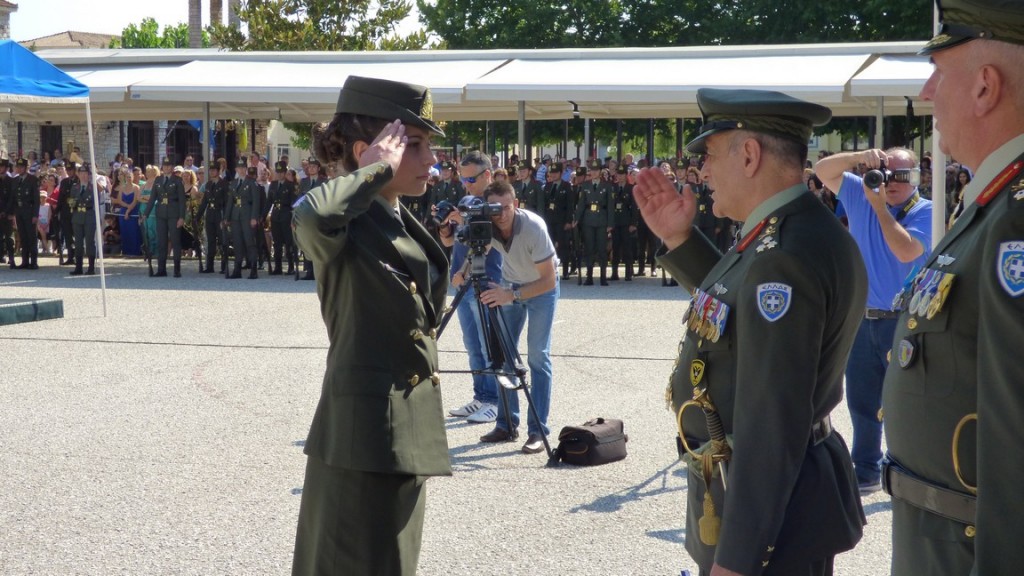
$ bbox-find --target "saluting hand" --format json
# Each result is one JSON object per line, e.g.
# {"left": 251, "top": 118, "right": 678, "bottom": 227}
{"left": 358, "top": 120, "right": 407, "bottom": 174}
{"left": 632, "top": 167, "right": 696, "bottom": 251}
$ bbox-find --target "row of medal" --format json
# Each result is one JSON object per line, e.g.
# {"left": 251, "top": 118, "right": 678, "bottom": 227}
{"left": 685, "top": 288, "right": 730, "bottom": 343}
{"left": 898, "top": 267, "right": 956, "bottom": 320}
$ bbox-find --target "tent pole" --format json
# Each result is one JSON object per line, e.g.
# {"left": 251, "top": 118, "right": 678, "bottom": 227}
{"left": 875, "top": 97, "right": 885, "bottom": 149}
{"left": 85, "top": 99, "right": 107, "bottom": 318}
{"left": 583, "top": 119, "right": 590, "bottom": 166}
{"left": 203, "top": 102, "right": 211, "bottom": 184}
{"left": 517, "top": 101, "right": 525, "bottom": 165}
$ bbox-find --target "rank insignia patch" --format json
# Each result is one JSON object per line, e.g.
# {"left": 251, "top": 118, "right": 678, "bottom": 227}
{"left": 756, "top": 283, "right": 792, "bottom": 322}
{"left": 998, "top": 242, "right": 1024, "bottom": 297}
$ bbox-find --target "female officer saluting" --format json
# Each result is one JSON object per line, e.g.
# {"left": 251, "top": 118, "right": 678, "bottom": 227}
{"left": 291, "top": 76, "right": 450, "bottom": 576}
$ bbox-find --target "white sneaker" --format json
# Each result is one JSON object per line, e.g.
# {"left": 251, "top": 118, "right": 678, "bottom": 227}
{"left": 449, "top": 399, "right": 483, "bottom": 418}
{"left": 466, "top": 403, "right": 498, "bottom": 423}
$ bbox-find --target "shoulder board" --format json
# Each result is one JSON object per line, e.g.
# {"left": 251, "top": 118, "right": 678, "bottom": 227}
{"left": 737, "top": 219, "right": 766, "bottom": 252}
{"left": 976, "top": 160, "right": 1023, "bottom": 207}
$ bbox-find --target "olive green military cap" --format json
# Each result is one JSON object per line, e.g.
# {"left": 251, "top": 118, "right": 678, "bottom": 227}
{"left": 335, "top": 75, "right": 445, "bottom": 138}
{"left": 275, "top": 161, "right": 287, "bottom": 172}
{"left": 576, "top": 166, "right": 589, "bottom": 177}
{"left": 686, "top": 88, "right": 832, "bottom": 154}
{"left": 550, "top": 162, "right": 564, "bottom": 173}
{"left": 921, "top": 0, "right": 1024, "bottom": 54}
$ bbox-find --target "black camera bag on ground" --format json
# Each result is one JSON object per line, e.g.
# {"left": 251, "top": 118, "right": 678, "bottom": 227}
{"left": 551, "top": 418, "right": 628, "bottom": 466}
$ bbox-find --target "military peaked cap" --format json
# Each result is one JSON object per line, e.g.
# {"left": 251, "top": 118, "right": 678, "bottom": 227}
{"left": 550, "top": 162, "right": 564, "bottom": 173}
{"left": 686, "top": 88, "right": 832, "bottom": 154}
{"left": 335, "top": 75, "right": 444, "bottom": 138}
{"left": 15, "top": 158, "right": 28, "bottom": 167}
{"left": 275, "top": 161, "right": 287, "bottom": 172}
{"left": 921, "top": 0, "right": 1024, "bottom": 54}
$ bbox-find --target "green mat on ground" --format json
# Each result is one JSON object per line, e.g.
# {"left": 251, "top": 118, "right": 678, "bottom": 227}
{"left": 0, "top": 298, "right": 65, "bottom": 326}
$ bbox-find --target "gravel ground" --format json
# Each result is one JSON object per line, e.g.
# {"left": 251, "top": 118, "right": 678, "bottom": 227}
{"left": 0, "top": 257, "right": 892, "bottom": 576}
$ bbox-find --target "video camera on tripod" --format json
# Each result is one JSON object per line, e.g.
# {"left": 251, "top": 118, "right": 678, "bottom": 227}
{"left": 434, "top": 196, "right": 503, "bottom": 250}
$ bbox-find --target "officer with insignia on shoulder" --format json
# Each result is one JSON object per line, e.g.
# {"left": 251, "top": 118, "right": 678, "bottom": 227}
{"left": 56, "top": 161, "right": 78, "bottom": 266}
{"left": 573, "top": 164, "right": 613, "bottom": 285}
{"left": 880, "top": 1, "right": 1024, "bottom": 574}
{"left": 635, "top": 88, "right": 867, "bottom": 576}
{"left": 0, "top": 158, "right": 14, "bottom": 267}
{"left": 144, "top": 158, "right": 187, "bottom": 277}
{"left": 512, "top": 163, "right": 541, "bottom": 212}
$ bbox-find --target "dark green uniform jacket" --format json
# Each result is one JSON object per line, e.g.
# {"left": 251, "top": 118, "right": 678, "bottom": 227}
{"left": 226, "top": 178, "right": 262, "bottom": 223}
{"left": 144, "top": 174, "right": 186, "bottom": 220}
{"left": 293, "top": 161, "right": 451, "bottom": 477}
{"left": 882, "top": 139, "right": 1024, "bottom": 576}
{"left": 661, "top": 186, "right": 867, "bottom": 575}
{"left": 574, "top": 180, "right": 614, "bottom": 227}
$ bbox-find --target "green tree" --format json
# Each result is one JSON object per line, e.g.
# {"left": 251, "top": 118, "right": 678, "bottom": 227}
{"left": 209, "top": 0, "right": 430, "bottom": 149}
{"left": 110, "top": 17, "right": 211, "bottom": 48}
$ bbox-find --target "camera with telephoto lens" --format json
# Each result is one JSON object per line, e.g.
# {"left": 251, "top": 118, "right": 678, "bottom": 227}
{"left": 864, "top": 160, "right": 922, "bottom": 188}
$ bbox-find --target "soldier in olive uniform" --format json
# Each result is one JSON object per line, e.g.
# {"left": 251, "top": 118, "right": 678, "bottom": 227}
{"left": 400, "top": 185, "right": 428, "bottom": 224}
{"left": 226, "top": 165, "right": 263, "bottom": 279}
{"left": 573, "top": 165, "right": 614, "bottom": 285}
{"left": 538, "top": 162, "right": 572, "bottom": 278}
{"left": 291, "top": 76, "right": 450, "bottom": 576}
{"left": 144, "top": 159, "right": 187, "bottom": 277}
{"left": 198, "top": 164, "right": 228, "bottom": 274}
{"left": 636, "top": 89, "right": 866, "bottom": 576}
{"left": 609, "top": 166, "right": 637, "bottom": 281}
{"left": 267, "top": 161, "right": 297, "bottom": 275}
{"left": 0, "top": 159, "right": 15, "bottom": 267}
{"left": 429, "top": 161, "right": 464, "bottom": 207}
{"left": 881, "top": 3, "right": 1024, "bottom": 574}
{"left": 10, "top": 158, "right": 40, "bottom": 269}
{"left": 69, "top": 164, "right": 98, "bottom": 276}
{"left": 297, "top": 159, "right": 327, "bottom": 281}
{"left": 56, "top": 161, "right": 78, "bottom": 265}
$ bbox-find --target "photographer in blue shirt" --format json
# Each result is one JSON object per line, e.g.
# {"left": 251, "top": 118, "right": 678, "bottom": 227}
{"left": 816, "top": 147, "right": 932, "bottom": 495}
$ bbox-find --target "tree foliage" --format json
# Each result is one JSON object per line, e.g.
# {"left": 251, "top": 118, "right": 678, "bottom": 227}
{"left": 209, "top": 0, "right": 430, "bottom": 149}
{"left": 110, "top": 17, "right": 211, "bottom": 49}
{"left": 420, "top": 0, "right": 933, "bottom": 150}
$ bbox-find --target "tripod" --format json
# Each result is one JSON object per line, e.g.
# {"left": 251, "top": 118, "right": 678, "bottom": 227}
{"left": 437, "top": 244, "right": 556, "bottom": 460}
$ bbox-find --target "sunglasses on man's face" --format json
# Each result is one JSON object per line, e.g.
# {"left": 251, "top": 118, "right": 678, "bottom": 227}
{"left": 460, "top": 168, "right": 487, "bottom": 184}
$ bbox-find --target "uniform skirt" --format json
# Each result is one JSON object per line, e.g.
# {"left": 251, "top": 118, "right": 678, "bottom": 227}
{"left": 291, "top": 456, "right": 426, "bottom": 576}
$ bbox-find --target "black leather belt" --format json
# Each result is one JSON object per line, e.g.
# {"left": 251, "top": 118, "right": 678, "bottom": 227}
{"left": 882, "top": 456, "right": 976, "bottom": 525}
{"left": 865, "top": 308, "right": 899, "bottom": 319}
{"left": 812, "top": 416, "right": 832, "bottom": 446}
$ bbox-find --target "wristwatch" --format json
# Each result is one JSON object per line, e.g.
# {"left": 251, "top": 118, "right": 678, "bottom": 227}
{"left": 512, "top": 288, "right": 523, "bottom": 301}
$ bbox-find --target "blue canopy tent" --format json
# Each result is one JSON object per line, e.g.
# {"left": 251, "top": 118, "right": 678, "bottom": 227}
{"left": 0, "top": 39, "right": 106, "bottom": 318}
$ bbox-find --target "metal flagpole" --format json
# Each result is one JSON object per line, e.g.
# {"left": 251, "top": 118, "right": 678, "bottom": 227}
{"left": 85, "top": 99, "right": 107, "bottom": 317}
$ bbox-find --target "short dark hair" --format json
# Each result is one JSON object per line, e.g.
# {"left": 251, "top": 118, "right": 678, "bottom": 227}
{"left": 461, "top": 150, "right": 492, "bottom": 172}
{"left": 484, "top": 180, "right": 515, "bottom": 201}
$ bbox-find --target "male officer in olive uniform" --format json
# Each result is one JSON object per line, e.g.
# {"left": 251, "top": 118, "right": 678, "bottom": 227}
{"left": 197, "top": 163, "right": 227, "bottom": 273}
{"left": 69, "top": 164, "right": 98, "bottom": 276}
{"left": 10, "top": 158, "right": 40, "bottom": 269}
{"left": 0, "top": 159, "right": 14, "bottom": 267}
{"left": 513, "top": 163, "right": 541, "bottom": 213}
{"left": 144, "top": 159, "right": 187, "bottom": 277}
{"left": 573, "top": 164, "right": 613, "bottom": 285}
{"left": 56, "top": 161, "right": 78, "bottom": 265}
{"left": 609, "top": 165, "right": 637, "bottom": 281}
{"left": 635, "top": 88, "right": 866, "bottom": 576}
{"left": 226, "top": 165, "right": 262, "bottom": 279}
{"left": 291, "top": 76, "right": 450, "bottom": 576}
{"left": 297, "top": 159, "right": 327, "bottom": 281}
{"left": 538, "top": 162, "right": 572, "bottom": 278}
{"left": 881, "top": 2, "right": 1024, "bottom": 574}
{"left": 267, "top": 161, "right": 297, "bottom": 275}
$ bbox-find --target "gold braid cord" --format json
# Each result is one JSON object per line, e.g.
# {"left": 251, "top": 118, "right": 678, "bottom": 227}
{"left": 952, "top": 413, "right": 978, "bottom": 495}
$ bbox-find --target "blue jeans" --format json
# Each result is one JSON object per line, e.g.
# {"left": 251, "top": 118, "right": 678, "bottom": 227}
{"left": 844, "top": 317, "right": 896, "bottom": 484}
{"left": 455, "top": 285, "right": 498, "bottom": 405}
{"left": 494, "top": 281, "right": 559, "bottom": 437}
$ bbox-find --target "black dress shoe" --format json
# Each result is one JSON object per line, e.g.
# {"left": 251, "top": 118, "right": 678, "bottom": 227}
{"left": 636, "top": 270, "right": 647, "bottom": 277}
{"left": 480, "top": 427, "right": 517, "bottom": 443}
{"left": 522, "top": 434, "right": 545, "bottom": 454}
{"left": 610, "top": 274, "right": 620, "bottom": 281}
{"left": 248, "top": 271, "right": 258, "bottom": 279}
{"left": 227, "top": 272, "right": 242, "bottom": 279}
{"left": 600, "top": 280, "right": 609, "bottom": 286}
{"left": 199, "top": 269, "right": 213, "bottom": 274}
{"left": 583, "top": 278, "right": 594, "bottom": 286}
{"left": 154, "top": 271, "right": 168, "bottom": 277}
{"left": 69, "top": 269, "right": 83, "bottom": 276}
{"left": 173, "top": 271, "right": 181, "bottom": 278}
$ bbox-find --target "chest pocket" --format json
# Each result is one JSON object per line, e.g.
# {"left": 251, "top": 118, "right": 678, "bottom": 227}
{"left": 896, "top": 287, "right": 956, "bottom": 398}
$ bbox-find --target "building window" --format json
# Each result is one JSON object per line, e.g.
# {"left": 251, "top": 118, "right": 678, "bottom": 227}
{"left": 276, "top": 144, "right": 290, "bottom": 163}
{"left": 40, "top": 125, "right": 63, "bottom": 161}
